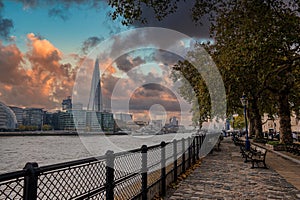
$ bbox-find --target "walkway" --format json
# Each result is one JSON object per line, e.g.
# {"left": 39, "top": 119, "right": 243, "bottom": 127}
{"left": 166, "top": 138, "right": 300, "bottom": 199}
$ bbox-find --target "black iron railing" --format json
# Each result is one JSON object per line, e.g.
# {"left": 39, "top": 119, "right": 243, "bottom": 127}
{"left": 0, "top": 135, "right": 206, "bottom": 200}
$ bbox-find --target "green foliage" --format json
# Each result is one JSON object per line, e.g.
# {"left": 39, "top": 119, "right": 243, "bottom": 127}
{"left": 231, "top": 115, "right": 245, "bottom": 130}
{"left": 42, "top": 124, "right": 52, "bottom": 131}
{"left": 18, "top": 125, "right": 38, "bottom": 131}
{"left": 267, "top": 141, "right": 280, "bottom": 146}
{"left": 108, "top": 0, "right": 181, "bottom": 25}
{"left": 171, "top": 44, "right": 226, "bottom": 128}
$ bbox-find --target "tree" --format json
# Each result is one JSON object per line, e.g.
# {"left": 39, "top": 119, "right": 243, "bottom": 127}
{"left": 108, "top": 0, "right": 300, "bottom": 143}
{"left": 210, "top": 0, "right": 300, "bottom": 143}
{"left": 171, "top": 45, "right": 226, "bottom": 128}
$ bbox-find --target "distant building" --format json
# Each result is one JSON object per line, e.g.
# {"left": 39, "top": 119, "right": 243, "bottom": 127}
{"left": 9, "top": 106, "right": 24, "bottom": 126}
{"left": 101, "top": 112, "right": 115, "bottom": 131}
{"left": 114, "top": 113, "right": 133, "bottom": 122}
{"left": 62, "top": 96, "right": 72, "bottom": 110}
{"left": 169, "top": 116, "right": 178, "bottom": 126}
{"left": 85, "top": 111, "right": 115, "bottom": 132}
{"left": 0, "top": 102, "right": 17, "bottom": 130}
{"left": 262, "top": 113, "right": 300, "bottom": 133}
{"left": 58, "top": 111, "right": 75, "bottom": 130}
{"left": 52, "top": 111, "right": 60, "bottom": 130}
{"left": 23, "top": 108, "right": 44, "bottom": 128}
{"left": 135, "top": 121, "right": 148, "bottom": 127}
{"left": 151, "top": 120, "right": 163, "bottom": 129}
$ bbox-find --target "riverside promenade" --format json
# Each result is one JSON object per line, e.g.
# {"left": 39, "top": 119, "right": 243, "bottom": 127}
{"left": 167, "top": 138, "right": 300, "bottom": 200}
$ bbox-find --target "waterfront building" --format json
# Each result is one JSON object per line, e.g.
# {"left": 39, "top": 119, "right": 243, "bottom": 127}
{"left": 101, "top": 112, "right": 115, "bottom": 132}
{"left": 135, "top": 121, "right": 148, "bottom": 127}
{"left": 51, "top": 111, "right": 60, "bottom": 130}
{"left": 85, "top": 111, "right": 115, "bottom": 132}
{"left": 58, "top": 111, "right": 75, "bottom": 130}
{"left": 151, "top": 120, "right": 163, "bottom": 129}
{"left": 23, "top": 108, "right": 44, "bottom": 129}
{"left": 72, "top": 109, "right": 86, "bottom": 131}
{"left": 9, "top": 106, "right": 24, "bottom": 126}
{"left": 169, "top": 116, "right": 178, "bottom": 126}
{"left": 0, "top": 102, "right": 17, "bottom": 130}
{"left": 114, "top": 113, "right": 133, "bottom": 122}
{"left": 62, "top": 96, "right": 72, "bottom": 110}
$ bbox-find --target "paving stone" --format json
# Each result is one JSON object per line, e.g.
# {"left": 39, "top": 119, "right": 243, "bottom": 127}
{"left": 166, "top": 138, "right": 300, "bottom": 199}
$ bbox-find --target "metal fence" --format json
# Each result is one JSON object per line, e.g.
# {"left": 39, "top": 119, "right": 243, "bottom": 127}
{"left": 0, "top": 135, "right": 205, "bottom": 200}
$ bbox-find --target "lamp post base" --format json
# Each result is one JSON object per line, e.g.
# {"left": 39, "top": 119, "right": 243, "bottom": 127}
{"left": 245, "top": 140, "right": 250, "bottom": 151}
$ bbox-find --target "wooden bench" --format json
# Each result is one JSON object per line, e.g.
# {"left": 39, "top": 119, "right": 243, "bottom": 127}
{"left": 238, "top": 143, "right": 268, "bottom": 168}
{"left": 232, "top": 136, "right": 244, "bottom": 147}
{"left": 250, "top": 146, "right": 268, "bottom": 169}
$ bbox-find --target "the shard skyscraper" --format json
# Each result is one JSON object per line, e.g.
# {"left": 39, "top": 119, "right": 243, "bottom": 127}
{"left": 88, "top": 58, "right": 103, "bottom": 112}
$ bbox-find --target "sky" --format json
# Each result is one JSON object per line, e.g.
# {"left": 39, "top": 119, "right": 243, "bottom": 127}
{"left": 0, "top": 0, "right": 212, "bottom": 124}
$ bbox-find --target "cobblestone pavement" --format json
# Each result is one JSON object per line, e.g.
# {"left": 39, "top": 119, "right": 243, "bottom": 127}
{"left": 167, "top": 138, "right": 300, "bottom": 200}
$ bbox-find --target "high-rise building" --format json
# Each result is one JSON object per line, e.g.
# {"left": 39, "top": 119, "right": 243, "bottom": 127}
{"left": 88, "top": 58, "right": 103, "bottom": 112}
{"left": 9, "top": 106, "right": 24, "bottom": 126}
{"left": 62, "top": 96, "right": 72, "bottom": 110}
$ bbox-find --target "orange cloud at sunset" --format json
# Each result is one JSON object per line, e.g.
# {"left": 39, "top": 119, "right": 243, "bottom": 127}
{"left": 0, "top": 34, "right": 78, "bottom": 109}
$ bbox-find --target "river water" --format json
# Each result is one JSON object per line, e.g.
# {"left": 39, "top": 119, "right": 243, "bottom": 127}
{"left": 0, "top": 133, "right": 194, "bottom": 174}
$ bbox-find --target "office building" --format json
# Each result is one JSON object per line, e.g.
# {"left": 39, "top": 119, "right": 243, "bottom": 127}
{"left": 114, "top": 113, "right": 133, "bottom": 122}
{"left": 9, "top": 106, "right": 24, "bottom": 126}
{"left": 23, "top": 108, "right": 44, "bottom": 128}
{"left": 0, "top": 102, "right": 17, "bottom": 130}
{"left": 62, "top": 96, "right": 72, "bottom": 110}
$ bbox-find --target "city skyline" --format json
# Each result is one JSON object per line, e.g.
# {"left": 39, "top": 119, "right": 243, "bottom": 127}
{"left": 0, "top": 1, "right": 209, "bottom": 125}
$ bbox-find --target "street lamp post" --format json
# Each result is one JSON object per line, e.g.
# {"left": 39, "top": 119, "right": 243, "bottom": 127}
{"left": 240, "top": 94, "right": 250, "bottom": 151}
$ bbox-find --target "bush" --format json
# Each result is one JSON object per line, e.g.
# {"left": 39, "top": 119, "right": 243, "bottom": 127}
{"left": 267, "top": 141, "right": 280, "bottom": 146}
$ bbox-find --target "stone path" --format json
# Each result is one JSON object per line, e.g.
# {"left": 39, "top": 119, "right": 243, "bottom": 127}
{"left": 166, "top": 138, "right": 300, "bottom": 200}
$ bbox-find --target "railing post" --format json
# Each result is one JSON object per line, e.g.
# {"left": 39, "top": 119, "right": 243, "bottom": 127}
{"left": 161, "top": 141, "right": 166, "bottom": 197}
{"left": 182, "top": 138, "right": 186, "bottom": 173}
{"left": 196, "top": 136, "right": 200, "bottom": 160}
{"left": 173, "top": 139, "right": 177, "bottom": 182}
{"left": 192, "top": 138, "right": 196, "bottom": 164}
{"left": 106, "top": 150, "right": 115, "bottom": 200}
{"left": 188, "top": 137, "right": 192, "bottom": 168}
{"left": 23, "top": 162, "right": 39, "bottom": 200}
{"left": 141, "top": 145, "right": 148, "bottom": 200}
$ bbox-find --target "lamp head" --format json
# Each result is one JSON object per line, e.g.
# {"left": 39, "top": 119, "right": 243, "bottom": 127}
{"left": 240, "top": 93, "right": 248, "bottom": 106}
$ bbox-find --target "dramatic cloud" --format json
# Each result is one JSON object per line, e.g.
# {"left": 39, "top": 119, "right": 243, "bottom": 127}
{"left": 115, "top": 55, "right": 146, "bottom": 72}
{"left": 0, "top": 33, "right": 78, "bottom": 109}
{"left": 0, "top": 42, "right": 27, "bottom": 84}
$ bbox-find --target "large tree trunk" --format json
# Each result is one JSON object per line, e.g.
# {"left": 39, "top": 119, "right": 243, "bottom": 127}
{"left": 248, "top": 111, "right": 255, "bottom": 138}
{"left": 251, "top": 99, "right": 263, "bottom": 138}
{"left": 278, "top": 93, "right": 292, "bottom": 144}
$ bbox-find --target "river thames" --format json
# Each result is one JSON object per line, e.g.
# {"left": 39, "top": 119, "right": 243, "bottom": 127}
{"left": 0, "top": 133, "right": 195, "bottom": 174}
